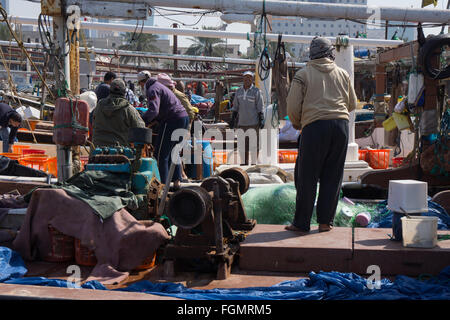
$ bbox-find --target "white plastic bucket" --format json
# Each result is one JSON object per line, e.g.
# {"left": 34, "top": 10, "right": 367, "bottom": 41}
{"left": 401, "top": 216, "right": 438, "bottom": 248}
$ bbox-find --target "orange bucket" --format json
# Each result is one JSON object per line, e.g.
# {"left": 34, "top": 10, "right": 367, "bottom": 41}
{"left": 0, "top": 153, "right": 23, "bottom": 161}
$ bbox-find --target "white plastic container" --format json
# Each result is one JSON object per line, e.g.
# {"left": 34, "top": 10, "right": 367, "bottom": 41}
{"left": 401, "top": 216, "right": 438, "bottom": 248}
{"left": 16, "top": 106, "right": 41, "bottom": 120}
{"left": 388, "top": 180, "right": 428, "bottom": 213}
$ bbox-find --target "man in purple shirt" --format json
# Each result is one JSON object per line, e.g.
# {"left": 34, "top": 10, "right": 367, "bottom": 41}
{"left": 138, "top": 71, "right": 189, "bottom": 189}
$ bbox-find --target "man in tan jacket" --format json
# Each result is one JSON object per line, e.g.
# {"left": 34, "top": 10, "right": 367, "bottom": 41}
{"left": 286, "top": 36, "right": 357, "bottom": 233}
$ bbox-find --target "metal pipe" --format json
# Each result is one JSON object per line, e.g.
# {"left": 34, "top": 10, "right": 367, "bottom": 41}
{"left": 0, "top": 39, "right": 306, "bottom": 68}
{"left": 53, "top": 16, "right": 73, "bottom": 183}
{"left": 68, "top": 0, "right": 450, "bottom": 24}
{"left": 213, "top": 182, "right": 224, "bottom": 255}
{"left": 10, "top": 16, "right": 403, "bottom": 48}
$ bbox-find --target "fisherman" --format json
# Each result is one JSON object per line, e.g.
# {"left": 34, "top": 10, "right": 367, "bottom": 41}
{"left": 92, "top": 78, "right": 145, "bottom": 147}
{"left": 125, "top": 79, "right": 139, "bottom": 106}
{"left": 230, "top": 71, "right": 264, "bottom": 165}
{"left": 157, "top": 73, "right": 195, "bottom": 125}
{"left": 0, "top": 103, "right": 22, "bottom": 153}
{"left": 137, "top": 71, "right": 189, "bottom": 190}
{"left": 285, "top": 36, "right": 357, "bottom": 233}
{"left": 94, "top": 71, "right": 117, "bottom": 101}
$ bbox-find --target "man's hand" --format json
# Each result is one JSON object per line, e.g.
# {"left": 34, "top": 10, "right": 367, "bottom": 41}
{"left": 258, "top": 112, "right": 265, "bottom": 129}
{"left": 230, "top": 111, "right": 238, "bottom": 129}
{"left": 8, "top": 146, "right": 12, "bottom": 153}
{"left": 147, "top": 121, "right": 158, "bottom": 128}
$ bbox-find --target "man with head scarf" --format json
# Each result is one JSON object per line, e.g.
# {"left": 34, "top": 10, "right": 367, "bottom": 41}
{"left": 137, "top": 70, "right": 189, "bottom": 190}
{"left": 286, "top": 36, "right": 357, "bottom": 233}
{"left": 92, "top": 78, "right": 145, "bottom": 147}
{"left": 157, "top": 73, "right": 195, "bottom": 124}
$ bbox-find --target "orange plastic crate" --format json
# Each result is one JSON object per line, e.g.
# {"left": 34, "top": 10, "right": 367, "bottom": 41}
{"left": 44, "top": 225, "right": 75, "bottom": 263}
{"left": 278, "top": 150, "right": 298, "bottom": 163}
{"left": 358, "top": 149, "right": 369, "bottom": 162}
{"left": 47, "top": 157, "right": 57, "bottom": 176}
{"left": 74, "top": 238, "right": 98, "bottom": 267}
{"left": 368, "top": 149, "right": 391, "bottom": 169}
{"left": 23, "top": 148, "right": 45, "bottom": 155}
{"left": 0, "top": 152, "right": 23, "bottom": 161}
{"left": 12, "top": 145, "right": 31, "bottom": 154}
{"left": 80, "top": 155, "right": 89, "bottom": 170}
{"left": 20, "top": 154, "right": 49, "bottom": 171}
{"left": 213, "top": 151, "right": 228, "bottom": 170}
{"left": 392, "top": 157, "right": 405, "bottom": 168}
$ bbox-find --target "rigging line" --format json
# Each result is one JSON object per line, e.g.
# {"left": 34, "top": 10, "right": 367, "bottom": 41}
{"left": 0, "top": 47, "right": 38, "bottom": 144}
{"left": 0, "top": 7, "right": 55, "bottom": 99}
{"left": 150, "top": 6, "right": 212, "bottom": 27}
{"left": 152, "top": 7, "right": 218, "bottom": 14}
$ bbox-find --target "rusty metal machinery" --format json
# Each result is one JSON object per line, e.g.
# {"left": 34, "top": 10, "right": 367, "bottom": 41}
{"left": 84, "top": 128, "right": 162, "bottom": 220}
{"left": 163, "top": 167, "right": 255, "bottom": 279}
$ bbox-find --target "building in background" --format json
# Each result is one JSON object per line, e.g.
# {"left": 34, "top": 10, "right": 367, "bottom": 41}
{"left": 268, "top": 0, "right": 367, "bottom": 61}
{"left": 367, "top": 22, "right": 417, "bottom": 43}
{"left": 265, "top": 0, "right": 417, "bottom": 61}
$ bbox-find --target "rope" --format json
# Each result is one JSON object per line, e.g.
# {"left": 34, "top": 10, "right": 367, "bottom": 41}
{"left": 0, "top": 7, "right": 54, "bottom": 99}
{"left": 53, "top": 97, "right": 89, "bottom": 132}
{"left": 430, "top": 98, "right": 449, "bottom": 176}
{"left": 0, "top": 43, "right": 38, "bottom": 144}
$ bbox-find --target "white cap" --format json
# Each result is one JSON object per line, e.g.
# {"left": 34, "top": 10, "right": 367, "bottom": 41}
{"left": 243, "top": 71, "right": 254, "bottom": 77}
{"left": 137, "top": 70, "right": 151, "bottom": 82}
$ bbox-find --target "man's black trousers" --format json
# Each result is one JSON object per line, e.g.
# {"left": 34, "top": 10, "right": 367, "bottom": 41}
{"left": 293, "top": 119, "right": 349, "bottom": 231}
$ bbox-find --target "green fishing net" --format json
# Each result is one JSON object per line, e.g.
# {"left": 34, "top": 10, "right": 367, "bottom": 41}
{"left": 242, "top": 183, "right": 379, "bottom": 227}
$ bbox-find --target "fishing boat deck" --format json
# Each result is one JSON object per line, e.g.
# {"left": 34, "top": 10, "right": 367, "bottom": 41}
{"left": 1, "top": 224, "right": 449, "bottom": 299}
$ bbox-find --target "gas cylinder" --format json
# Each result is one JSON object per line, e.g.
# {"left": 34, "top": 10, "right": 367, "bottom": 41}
{"left": 53, "top": 97, "right": 90, "bottom": 146}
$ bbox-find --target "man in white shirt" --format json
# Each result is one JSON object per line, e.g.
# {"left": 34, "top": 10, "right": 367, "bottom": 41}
{"left": 231, "top": 71, "right": 264, "bottom": 165}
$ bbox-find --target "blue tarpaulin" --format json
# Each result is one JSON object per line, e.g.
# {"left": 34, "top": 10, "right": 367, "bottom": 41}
{"left": 1, "top": 247, "right": 449, "bottom": 300}
{"left": 190, "top": 94, "right": 214, "bottom": 105}
{"left": 368, "top": 199, "right": 450, "bottom": 230}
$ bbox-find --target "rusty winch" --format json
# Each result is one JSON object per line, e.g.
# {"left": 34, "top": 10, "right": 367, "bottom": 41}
{"left": 163, "top": 167, "right": 256, "bottom": 279}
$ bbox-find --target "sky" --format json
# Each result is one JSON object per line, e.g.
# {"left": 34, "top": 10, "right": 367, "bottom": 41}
{"left": 8, "top": 0, "right": 448, "bottom": 53}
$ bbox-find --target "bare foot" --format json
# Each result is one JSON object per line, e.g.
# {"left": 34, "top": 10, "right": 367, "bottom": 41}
{"left": 319, "top": 224, "right": 333, "bottom": 232}
{"left": 285, "top": 224, "right": 309, "bottom": 233}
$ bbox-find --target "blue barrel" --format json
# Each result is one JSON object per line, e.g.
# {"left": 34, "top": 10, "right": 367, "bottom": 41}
{"left": 392, "top": 212, "right": 422, "bottom": 241}
{"left": 185, "top": 140, "right": 214, "bottom": 179}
